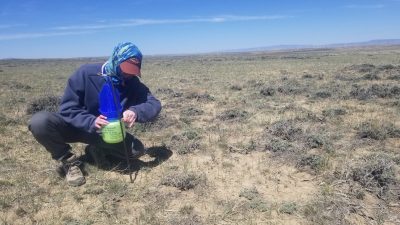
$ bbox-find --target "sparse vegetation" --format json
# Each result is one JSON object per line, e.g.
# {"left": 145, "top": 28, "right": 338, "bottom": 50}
{"left": 346, "top": 154, "right": 398, "bottom": 199}
{"left": 322, "top": 107, "right": 347, "bottom": 117}
{"left": 217, "top": 109, "right": 249, "bottom": 121}
{"left": 161, "top": 170, "right": 206, "bottom": 190}
{"left": 1, "top": 47, "right": 400, "bottom": 224}
{"left": 26, "top": 95, "right": 61, "bottom": 115}
{"left": 279, "top": 202, "right": 297, "bottom": 215}
{"left": 260, "top": 86, "right": 275, "bottom": 96}
{"left": 357, "top": 121, "right": 400, "bottom": 140}
{"left": 169, "top": 130, "right": 202, "bottom": 155}
{"left": 239, "top": 187, "right": 270, "bottom": 212}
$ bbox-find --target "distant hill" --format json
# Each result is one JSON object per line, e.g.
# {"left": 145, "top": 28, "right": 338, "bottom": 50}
{"left": 224, "top": 39, "right": 400, "bottom": 53}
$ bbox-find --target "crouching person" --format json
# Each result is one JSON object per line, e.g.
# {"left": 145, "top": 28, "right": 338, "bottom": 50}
{"left": 28, "top": 42, "right": 161, "bottom": 186}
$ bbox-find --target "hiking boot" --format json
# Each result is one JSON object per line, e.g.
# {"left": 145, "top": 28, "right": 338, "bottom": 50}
{"left": 56, "top": 153, "right": 86, "bottom": 187}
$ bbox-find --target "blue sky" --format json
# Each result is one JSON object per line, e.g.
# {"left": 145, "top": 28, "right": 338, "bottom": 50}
{"left": 1, "top": 0, "right": 399, "bottom": 58}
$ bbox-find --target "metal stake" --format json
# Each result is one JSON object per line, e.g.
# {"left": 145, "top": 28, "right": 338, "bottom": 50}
{"left": 108, "top": 77, "right": 133, "bottom": 182}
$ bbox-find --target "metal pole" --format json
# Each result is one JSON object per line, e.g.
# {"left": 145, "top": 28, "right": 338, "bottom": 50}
{"left": 108, "top": 77, "right": 133, "bottom": 182}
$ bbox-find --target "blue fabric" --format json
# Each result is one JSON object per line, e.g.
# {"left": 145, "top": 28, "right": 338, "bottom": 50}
{"left": 98, "top": 76, "right": 122, "bottom": 120}
{"left": 102, "top": 42, "right": 143, "bottom": 84}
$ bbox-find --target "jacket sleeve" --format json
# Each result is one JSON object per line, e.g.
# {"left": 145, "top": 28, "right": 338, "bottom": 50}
{"left": 58, "top": 67, "right": 97, "bottom": 133}
{"left": 127, "top": 81, "right": 162, "bottom": 123}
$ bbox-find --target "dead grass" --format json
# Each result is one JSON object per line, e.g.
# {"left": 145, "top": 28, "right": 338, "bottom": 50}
{"left": 356, "top": 120, "right": 400, "bottom": 140}
{"left": 26, "top": 94, "right": 61, "bottom": 115}
{"left": 340, "top": 153, "right": 399, "bottom": 200}
{"left": 1, "top": 46, "right": 400, "bottom": 224}
{"left": 161, "top": 170, "right": 207, "bottom": 190}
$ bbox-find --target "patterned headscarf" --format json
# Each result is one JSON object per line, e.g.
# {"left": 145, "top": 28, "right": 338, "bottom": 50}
{"left": 102, "top": 42, "right": 143, "bottom": 84}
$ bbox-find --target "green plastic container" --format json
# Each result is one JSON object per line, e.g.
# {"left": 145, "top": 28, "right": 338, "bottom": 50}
{"left": 101, "top": 120, "right": 126, "bottom": 144}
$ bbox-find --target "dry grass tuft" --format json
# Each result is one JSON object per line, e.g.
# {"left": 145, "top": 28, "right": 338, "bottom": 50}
{"left": 239, "top": 187, "right": 270, "bottom": 212}
{"left": 279, "top": 201, "right": 298, "bottom": 215}
{"left": 217, "top": 109, "right": 249, "bottom": 121}
{"left": 303, "top": 196, "right": 351, "bottom": 225}
{"left": 350, "top": 84, "right": 400, "bottom": 100}
{"left": 161, "top": 170, "right": 206, "bottom": 190}
{"left": 26, "top": 95, "right": 61, "bottom": 115}
{"left": 345, "top": 154, "right": 398, "bottom": 199}
{"left": 268, "top": 120, "right": 303, "bottom": 141}
{"left": 169, "top": 130, "right": 202, "bottom": 155}
{"left": 168, "top": 205, "right": 204, "bottom": 225}
{"left": 133, "top": 112, "right": 177, "bottom": 133}
{"left": 357, "top": 121, "right": 400, "bottom": 140}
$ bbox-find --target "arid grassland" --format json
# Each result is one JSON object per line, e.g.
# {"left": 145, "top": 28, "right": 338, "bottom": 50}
{"left": 0, "top": 46, "right": 399, "bottom": 225}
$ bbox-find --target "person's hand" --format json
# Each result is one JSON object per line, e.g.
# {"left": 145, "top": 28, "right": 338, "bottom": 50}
{"left": 122, "top": 110, "right": 137, "bottom": 128}
{"left": 94, "top": 115, "right": 109, "bottom": 130}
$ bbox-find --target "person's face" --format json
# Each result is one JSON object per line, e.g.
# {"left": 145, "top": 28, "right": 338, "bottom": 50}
{"left": 121, "top": 72, "right": 134, "bottom": 81}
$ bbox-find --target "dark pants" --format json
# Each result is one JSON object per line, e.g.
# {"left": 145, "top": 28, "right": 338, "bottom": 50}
{"left": 28, "top": 111, "right": 143, "bottom": 160}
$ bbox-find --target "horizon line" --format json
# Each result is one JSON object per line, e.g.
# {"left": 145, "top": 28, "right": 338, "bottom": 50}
{"left": 1, "top": 39, "right": 400, "bottom": 60}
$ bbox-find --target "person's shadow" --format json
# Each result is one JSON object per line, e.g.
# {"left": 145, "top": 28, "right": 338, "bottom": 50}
{"left": 81, "top": 145, "right": 173, "bottom": 176}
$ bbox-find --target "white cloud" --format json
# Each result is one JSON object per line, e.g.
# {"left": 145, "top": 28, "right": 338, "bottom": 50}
{"left": 0, "top": 24, "right": 26, "bottom": 29}
{"left": 345, "top": 4, "right": 385, "bottom": 9}
{"left": 0, "top": 15, "right": 290, "bottom": 41}
{"left": 0, "top": 31, "right": 92, "bottom": 41}
{"left": 53, "top": 15, "right": 290, "bottom": 31}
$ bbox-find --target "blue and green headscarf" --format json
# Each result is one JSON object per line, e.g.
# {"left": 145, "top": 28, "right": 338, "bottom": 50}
{"left": 102, "top": 42, "right": 143, "bottom": 84}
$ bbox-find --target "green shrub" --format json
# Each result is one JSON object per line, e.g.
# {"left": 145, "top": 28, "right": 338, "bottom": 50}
{"left": 279, "top": 202, "right": 297, "bottom": 214}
